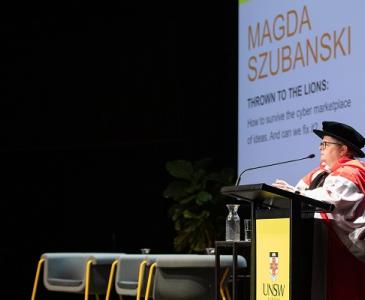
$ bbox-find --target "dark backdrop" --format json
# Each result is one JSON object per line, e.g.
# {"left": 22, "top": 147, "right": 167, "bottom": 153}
{"left": 1, "top": 2, "right": 237, "bottom": 299}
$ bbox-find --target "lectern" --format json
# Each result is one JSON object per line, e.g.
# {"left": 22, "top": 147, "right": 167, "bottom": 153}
{"left": 221, "top": 183, "right": 334, "bottom": 300}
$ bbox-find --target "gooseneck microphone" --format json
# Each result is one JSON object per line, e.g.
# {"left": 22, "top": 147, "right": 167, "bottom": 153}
{"left": 235, "top": 154, "right": 315, "bottom": 186}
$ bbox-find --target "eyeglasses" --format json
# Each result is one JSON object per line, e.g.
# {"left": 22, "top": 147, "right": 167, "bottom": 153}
{"left": 320, "top": 141, "right": 343, "bottom": 149}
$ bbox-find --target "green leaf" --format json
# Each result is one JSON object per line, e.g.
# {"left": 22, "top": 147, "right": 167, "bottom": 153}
{"left": 166, "top": 160, "right": 193, "bottom": 180}
{"left": 191, "top": 168, "right": 207, "bottom": 187}
{"left": 193, "top": 158, "right": 213, "bottom": 170}
{"left": 163, "top": 180, "right": 191, "bottom": 200}
{"left": 195, "top": 191, "right": 212, "bottom": 205}
{"left": 182, "top": 209, "right": 197, "bottom": 219}
{"left": 179, "top": 195, "right": 196, "bottom": 205}
{"left": 206, "top": 168, "right": 235, "bottom": 184}
{"left": 169, "top": 206, "right": 183, "bottom": 221}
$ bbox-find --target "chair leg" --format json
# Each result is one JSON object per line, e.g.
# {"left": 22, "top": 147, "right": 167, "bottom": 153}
{"left": 105, "top": 260, "right": 119, "bottom": 300}
{"left": 144, "top": 262, "right": 157, "bottom": 300}
{"left": 31, "top": 258, "right": 45, "bottom": 300}
{"left": 136, "top": 260, "right": 147, "bottom": 300}
{"left": 84, "top": 259, "right": 94, "bottom": 300}
{"left": 220, "top": 267, "right": 230, "bottom": 300}
{"left": 224, "top": 282, "right": 232, "bottom": 300}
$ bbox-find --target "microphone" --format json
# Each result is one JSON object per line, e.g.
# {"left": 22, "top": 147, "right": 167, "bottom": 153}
{"left": 235, "top": 154, "right": 315, "bottom": 186}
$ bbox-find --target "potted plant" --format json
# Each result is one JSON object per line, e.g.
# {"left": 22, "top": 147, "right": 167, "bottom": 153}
{"left": 163, "top": 158, "right": 235, "bottom": 253}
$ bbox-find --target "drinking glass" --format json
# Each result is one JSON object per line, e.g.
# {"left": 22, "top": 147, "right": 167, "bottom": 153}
{"left": 244, "top": 219, "right": 252, "bottom": 242}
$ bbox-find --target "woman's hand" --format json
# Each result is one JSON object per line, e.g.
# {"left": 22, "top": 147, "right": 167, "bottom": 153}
{"left": 272, "top": 179, "right": 296, "bottom": 193}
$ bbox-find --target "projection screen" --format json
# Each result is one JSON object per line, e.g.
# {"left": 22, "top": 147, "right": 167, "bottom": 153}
{"left": 238, "top": 0, "right": 363, "bottom": 185}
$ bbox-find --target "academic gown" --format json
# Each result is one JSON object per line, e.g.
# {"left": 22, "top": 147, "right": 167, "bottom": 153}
{"left": 296, "top": 157, "right": 365, "bottom": 300}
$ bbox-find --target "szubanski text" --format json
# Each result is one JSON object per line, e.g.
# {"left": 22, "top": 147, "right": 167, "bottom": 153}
{"left": 246, "top": 5, "right": 351, "bottom": 81}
